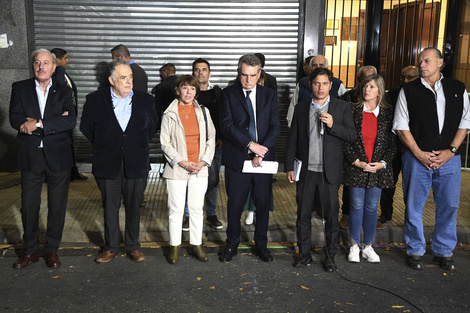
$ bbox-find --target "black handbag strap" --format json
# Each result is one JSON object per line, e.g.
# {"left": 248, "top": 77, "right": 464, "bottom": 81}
{"left": 200, "top": 104, "right": 208, "bottom": 142}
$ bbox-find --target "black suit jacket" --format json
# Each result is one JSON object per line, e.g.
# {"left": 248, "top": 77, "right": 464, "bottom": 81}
{"left": 155, "top": 74, "right": 178, "bottom": 117}
{"left": 130, "top": 62, "right": 149, "bottom": 93}
{"left": 9, "top": 77, "right": 76, "bottom": 171}
{"left": 285, "top": 97, "right": 357, "bottom": 185}
{"left": 53, "top": 66, "right": 78, "bottom": 113}
{"left": 80, "top": 88, "right": 158, "bottom": 179}
{"left": 220, "top": 82, "right": 280, "bottom": 171}
{"left": 263, "top": 71, "right": 278, "bottom": 93}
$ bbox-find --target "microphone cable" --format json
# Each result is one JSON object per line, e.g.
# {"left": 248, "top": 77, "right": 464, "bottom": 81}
{"left": 318, "top": 120, "right": 424, "bottom": 313}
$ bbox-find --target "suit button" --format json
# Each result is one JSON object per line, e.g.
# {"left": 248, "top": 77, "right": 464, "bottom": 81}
{"left": 120, "top": 147, "right": 124, "bottom": 150}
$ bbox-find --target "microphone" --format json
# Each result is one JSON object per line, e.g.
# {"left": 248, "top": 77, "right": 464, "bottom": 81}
{"left": 318, "top": 110, "right": 325, "bottom": 136}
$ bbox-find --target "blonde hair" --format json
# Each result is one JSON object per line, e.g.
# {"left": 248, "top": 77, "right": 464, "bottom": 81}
{"left": 356, "top": 74, "right": 390, "bottom": 109}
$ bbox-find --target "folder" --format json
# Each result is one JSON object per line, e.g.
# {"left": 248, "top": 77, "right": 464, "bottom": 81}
{"left": 242, "top": 160, "right": 279, "bottom": 174}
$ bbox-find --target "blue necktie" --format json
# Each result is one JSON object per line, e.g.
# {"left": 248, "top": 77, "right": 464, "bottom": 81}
{"left": 245, "top": 91, "right": 257, "bottom": 141}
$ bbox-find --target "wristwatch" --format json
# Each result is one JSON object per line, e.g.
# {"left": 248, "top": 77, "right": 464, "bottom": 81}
{"left": 450, "top": 146, "right": 458, "bottom": 154}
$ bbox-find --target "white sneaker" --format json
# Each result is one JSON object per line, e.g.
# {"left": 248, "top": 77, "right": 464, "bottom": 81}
{"left": 245, "top": 211, "right": 254, "bottom": 225}
{"left": 362, "top": 245, "right": 380, "bottom": 263}
{"left": 348, "top": 245, "right": 360, "bottom": 263}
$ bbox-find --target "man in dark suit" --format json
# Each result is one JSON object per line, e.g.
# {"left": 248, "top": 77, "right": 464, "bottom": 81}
{"left": 51, "top": 48, "right": 87, "bottom": 181}
{"left": 285, "top": 68, "right": 356, "bottom": 272}
{"left": 111, "top": 44, "right": 148, "bottom": 93}
{"left": 9, "top": 48, "right": 76, "bottom": 269}
{"left": 254, "top": 53, "right": 277, "bottom": 93}
{"left": 154, "top": 63, "right": 178, "bottom": 119}
{"left": 219, "top": 54, "right": 281, "bottom": 263}
{"left": 80, "top": 59, "right": 158, "bottom": 263}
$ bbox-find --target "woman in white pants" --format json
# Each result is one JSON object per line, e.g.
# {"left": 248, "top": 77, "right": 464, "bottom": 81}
{"left": 160, "top": 75, "right": 215, "bottom": 264}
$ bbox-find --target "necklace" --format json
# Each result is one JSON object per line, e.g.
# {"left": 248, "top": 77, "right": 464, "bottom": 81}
{"left": 179, "top": 104, "right": 192, "bottom": 119}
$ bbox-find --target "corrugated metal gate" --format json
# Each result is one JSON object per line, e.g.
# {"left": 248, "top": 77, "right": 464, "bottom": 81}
{"left": 32, "top": 0, "right": 301, "bottom": 162}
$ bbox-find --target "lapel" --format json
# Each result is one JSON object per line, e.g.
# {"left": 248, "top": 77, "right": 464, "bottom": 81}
{"left": 27, "top": 78, "right": 42, "bottom": 119}
{"left": 126, "top": 92, "right": 139, "bottom": 131}
{"left": 235, "top": 83, "right": 250, "bottom": 116}
{"left": 43, "top": 81, "right": 59, "bottom": 118}
{"left": 104, "top": 88, "right": 124, "bottom": 132}
{"left": 299, "top": 100, "right": 310, "bottom": 141}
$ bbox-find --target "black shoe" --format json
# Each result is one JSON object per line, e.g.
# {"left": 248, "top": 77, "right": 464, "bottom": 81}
{"left": 206, "top": 215, "right": 223, "bottom": 230}
{"left": 293, "top": 253, "right": 313, "bottom": 267}
{"left": 378, "top": 216, "right": 391, "bottom": 224}
{"left": 182, "top": 217, "right": 189, "bottom": 232}
{"left": 406, "top": 255, "right": 424, "bottom": 270}
{"left": 322, "top": 257, "right": 337, "bottom": 272}
{"left": 433, "top": 256, "right": 456, "bottom": 271}
{"left": 219, "top": 247, "right": 237, "bottom": 262}
{"left": 256, "top": 247, "right": 273, "bottom": 262}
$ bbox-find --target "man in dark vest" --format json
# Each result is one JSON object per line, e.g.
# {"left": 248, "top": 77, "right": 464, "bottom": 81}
{"left": 287, "top": 55, "right": 346, "bottom": 127}
{"left": 393, "top": 47, "right": 470, "bottom": 271}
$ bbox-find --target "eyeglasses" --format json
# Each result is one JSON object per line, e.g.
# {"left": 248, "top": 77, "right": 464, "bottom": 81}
{"left": 401, "top": 75, "right": 418, "bottom": 81}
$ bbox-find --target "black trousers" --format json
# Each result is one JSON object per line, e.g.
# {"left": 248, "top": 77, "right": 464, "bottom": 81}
{"left": 95, "top": 165, "right": 146, "bottom": 253}
{"left": 20, "top": 149, "right": 70, "bottom": 254}
{"left": 225, "top": 167, "right": 272, "bottom": 250}
{"left": 296, "top": 170, "right": 340, "bottom": 257}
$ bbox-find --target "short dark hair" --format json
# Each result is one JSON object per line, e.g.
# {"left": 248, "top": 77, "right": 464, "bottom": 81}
{"left": 174, "top": 75, "right": 200, "bottom": 99}
{"left": 254, "top": 53, "right": 265, "bottom": 68}
{"left": 304, "top": 56, "right": 314, "bottom": 65}
{"left": 310, "top": 67, "right": 333, "bottom": 82}
{"left": 110, "top": 44, "right": 130, "bottom": 58}
{"left": 108, "top": 59, "right": 130, "bottom": 80}
{"left": 237, "top": 54, "right": 262, "bottom": 73}
{"left": 192, "top": 58, "right": 211, "bottom": 72}
{"left": 160, "top": 63, "right": 176, "bottom": 74}
{"left": 51, "top": 48, "right": 67, "bottom": 59}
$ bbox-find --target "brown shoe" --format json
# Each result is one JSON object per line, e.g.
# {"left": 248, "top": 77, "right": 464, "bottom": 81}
{"left": 46, "top": 252, "right": 61, "bottom": 268}
{"left": 129, "top": 250, "right": 145, "bottom": 262}
{"left": 339, "top": 215, "right": 349, "bottom": 229}
{"left": 13, "top": 254, "right": 39, "bottom": 269}
{"left": 376, "top": 220, "right": 385, "bottom": 229}
{"left": 95, "top": 251, "right": 119, "bottom": 263}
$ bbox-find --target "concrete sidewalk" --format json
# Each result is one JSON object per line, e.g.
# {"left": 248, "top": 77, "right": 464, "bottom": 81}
{"left": 1, "top": 164, "right": 469, "bottom": 248}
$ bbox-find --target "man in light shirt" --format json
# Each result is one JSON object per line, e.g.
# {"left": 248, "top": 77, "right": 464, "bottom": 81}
{"left": 80, "top": 59, "right": 158, "bottom": 263}
{"left": 393, "top": 47, "right": 470, "bottom": 271}
{"left": 10, "top": 48, "right": 76, "bottom": 269}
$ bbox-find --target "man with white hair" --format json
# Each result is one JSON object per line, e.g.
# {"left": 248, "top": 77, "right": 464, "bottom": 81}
{"left": 10, "top": 48, "right": 76, "bottom": 269}
{"left": 287, "top": 55, "right": 346, "bottom": 127}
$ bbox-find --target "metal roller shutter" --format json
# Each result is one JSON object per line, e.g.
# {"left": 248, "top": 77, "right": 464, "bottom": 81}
{"left": 33, "top": 0, "right": 300, "bottom": 162}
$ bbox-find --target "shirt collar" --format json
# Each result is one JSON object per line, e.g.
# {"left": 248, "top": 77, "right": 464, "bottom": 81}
{"left": 35, "top": 79, "right": 53, "bottom": 90}
{"left": 311, "top": 96, "right": 330, "bottom": 109}
{"left": 110, "top": 87, "right": 134, "bottom": 102}
{"left": 420, "top": 73, "right": 443, "bottom": 90}
{"left": 243, "top": 85, "right": 257, "bottom": 96}
{"left": 127, "top": 60, "right": 135, "bottom": 65}
{"left": 362, "top": 103, "right": 380, "bottom": 117}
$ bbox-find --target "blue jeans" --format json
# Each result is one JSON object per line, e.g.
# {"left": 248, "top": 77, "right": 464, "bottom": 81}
{"left": 402, "top": 149, "right": 461, "bottom": 257}
{"left": 348, "top": 187, "right": 382, "bottom": 245}
{"left": 185, "top": 147, "right": 222, "bottom": 217}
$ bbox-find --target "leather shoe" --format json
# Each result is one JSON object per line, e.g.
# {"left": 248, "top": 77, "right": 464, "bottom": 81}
{"left": 257, "top": 247, "right": 273, "bottom": 262}
{"left": 193, "top": 245, "right": 208, "bottom": 262}
{"left": 219, "top": 246, "right": 237, "bottom": 262}
{"left": 406, "top": 255, "right": 424, "bottom": 270}
{"left": 433, "top": 256, "right": 456, "bottom": 271}
{"left": 293, "top": 253, "right": 313, "bottom": 267}
{"left": 322, "top": 257, "right": 337, "bottom": 272}
{"left": 95, "top": 251, "right": 119, "bottom": 263}
{"left": 46, "top": 252, "right": 61, "bottom": 268}
{"left": 13, "top": 254, "right": 39, "bottom": 269}
{"left": 168, "top": 246, "right": 180, "bottom": 264}
{"left": 129, "top": 250, "right": 145, "bottom": 262}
